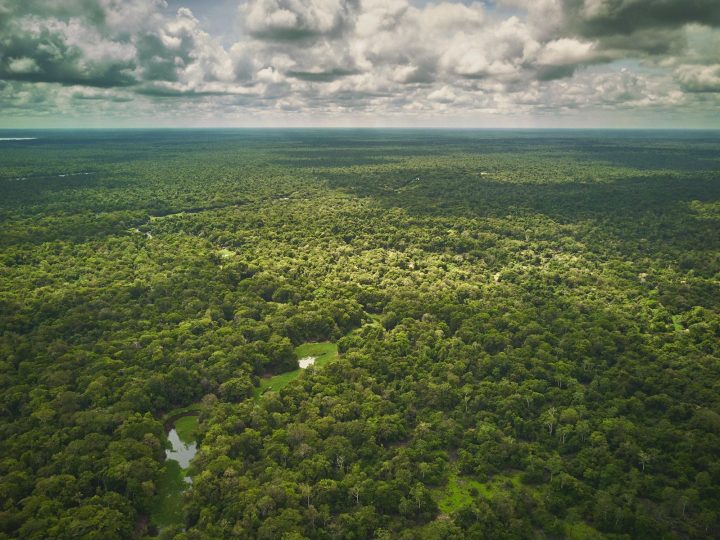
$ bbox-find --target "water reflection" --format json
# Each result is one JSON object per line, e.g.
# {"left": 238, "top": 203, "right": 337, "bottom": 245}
{"left": 166, "top": 428, "right": 197, "bottom": 470}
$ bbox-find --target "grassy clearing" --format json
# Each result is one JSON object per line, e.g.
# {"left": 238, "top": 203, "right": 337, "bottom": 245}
{"left": 161, "top": 404, "right": 201, "bottom": 422}
{"left": 434, "top": 471, "right": 522, "bottom": 514}
{"left": 256, "top": 369, "right": 300, "bottom": 397}
{"left": 295, "top": 341, "right": 338, "bottom": 365}
{"left": 256, "top": 341, "right": 338, "bottom": 398}
{"left": 149, "top": 413, "right": 199, "bottom": 530}
{"left": 174, "top": 415, "right": 198, "bottom": 444}
{"left": 148, "top": 460, "right": 186, "bottom": 528}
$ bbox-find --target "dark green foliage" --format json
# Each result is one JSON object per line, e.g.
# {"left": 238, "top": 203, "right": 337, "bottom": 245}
{"left": 0, "top": 129, "right": 719, "bottom": 538}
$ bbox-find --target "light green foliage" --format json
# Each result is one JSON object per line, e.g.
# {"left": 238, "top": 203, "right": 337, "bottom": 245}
{"left": 434, "top": 471, "right": 522, "bottom": 514}
{"left": 565, "top": 521, "right": 605, "bottom": 540}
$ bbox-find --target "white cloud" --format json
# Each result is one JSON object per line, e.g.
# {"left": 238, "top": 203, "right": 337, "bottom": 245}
{"left": 1, "top": 0, "right": 719, "bottom": 126}
{"left": 537, "top": 38, "right": 596, "bottom": 66}
{"left": 241, "top": 0, "right": 357, "bottom": 40}
{"left": 675, "top": 64, "right": 720, "bottom": 92}
{"left": 100, "top": 0, "right": 168, "bottom": 32}
{"left": 7, "top": 57, "right": 40, "bottom": 74}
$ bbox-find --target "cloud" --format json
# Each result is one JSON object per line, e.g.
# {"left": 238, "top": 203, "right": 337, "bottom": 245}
{"left": 537, "top": 38, "right": 595, "bottom": 66}
{"left": 564, "top": 0, "right": 720, "bottom": 37}
{"left": 0, "top": 15, "right": 138, "bottom": 87}
{"left": 0, "top": 1, "right": 237, "bottom": 95}
{"left": 241, "top": 0, "right": 358, "bottom": 41}
{"left": 1, "top": 0, "right": 719, "bottom": 125}
{"left": 70, "top": 87, "right": 134, "bottom": 102}
{"left": 533, "top": 37, "right": 598, "bottom": 79}
{"left": 675, "top": 64, "right": 720, "bottom": 92}
{"left": 596, "top": 27, "right": 686, "bottom": 56}
{"left": 6, "top": 57, "right": 41, "bottom": 74}
{"left": 286, "top": 67, "right": 358, "bottom": 81}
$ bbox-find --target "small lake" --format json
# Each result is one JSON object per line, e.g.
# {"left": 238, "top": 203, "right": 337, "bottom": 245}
{"left": 166, "top": 427, "right": 197, "bottom": 473}
{"left": 149, "top": 413, "right": 199, "bottom": 529}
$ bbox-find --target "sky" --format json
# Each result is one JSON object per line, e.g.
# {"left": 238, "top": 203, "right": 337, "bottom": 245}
{"left": 1, "top": 0, "right": 719, "bottom": 128}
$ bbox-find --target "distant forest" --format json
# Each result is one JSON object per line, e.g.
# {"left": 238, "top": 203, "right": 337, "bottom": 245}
{"left": 1, "top": 130, "right": 719, "bottom": 539}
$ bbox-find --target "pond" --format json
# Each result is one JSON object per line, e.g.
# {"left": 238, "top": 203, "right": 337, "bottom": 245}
{"left": 148, "top": 413, "right": 199, "bottom": 529}
{"left": 166, "top": 427, "right": 197, "bottom": 479}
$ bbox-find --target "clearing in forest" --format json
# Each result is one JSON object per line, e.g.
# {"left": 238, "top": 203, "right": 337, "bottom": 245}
{"left": 256, "top": 341, "right": 339, "bottom": 397}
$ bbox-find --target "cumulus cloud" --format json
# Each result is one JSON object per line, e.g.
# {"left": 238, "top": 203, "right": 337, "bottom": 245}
{"left": 0, "top": 0, "right": 237, "bottom": 93}
{"left": 241, "top": 0, "right": 358, "bottom": 41}
{"left": 287, "top": 68, "right": 358, "bottom": 81}
{"left": 538, "top": 38, "right": 595, "bottom": 66}
{"left": 564, "top": 0, "right": 720, "bottom": 37}
{"left": 0, "top": 14, "right": 138, "bottom": 87}
{"left": 675, "top": 64, "right": 720, "bottom": 92}
{"left": 0, "top": 0, "right": 719, "bottom": 125}
{"left": 6, "top": 57, "right": 41, "bottom": 74}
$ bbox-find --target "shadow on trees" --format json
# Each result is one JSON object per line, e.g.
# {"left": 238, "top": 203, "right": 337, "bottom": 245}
{"left": 325, "top": 171, "right": 720, "bottom": 269}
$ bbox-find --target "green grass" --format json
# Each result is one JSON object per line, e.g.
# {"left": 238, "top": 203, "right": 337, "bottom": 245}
{"left": 434, "top": 471, "right": 522, "bottom": 514}
{"left": 148, "top": 460, "right": 186, "bottom": 528}
{"left": 174, "top": 415, "right": 198, "bottom": 444}
{"left": 295, "top": 341, "right": 338, "bottom": 366}
{"left": 256, "top": 369, "right": 301, "bottom": 397}
{"left": 161, "top": 404, "right": 201, "bottom": 422}
{"left": 256, "top": 341, "right": 338, "bottom": 398}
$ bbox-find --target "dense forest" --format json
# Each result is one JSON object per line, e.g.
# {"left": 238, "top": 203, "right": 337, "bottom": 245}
{"left": 0, "top": 129, "right": 719, "bottom": 539}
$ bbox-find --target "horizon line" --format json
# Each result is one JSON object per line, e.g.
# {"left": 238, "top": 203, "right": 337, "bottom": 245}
{"left": 2, "top": 126, "right": 720, "bottom": 131}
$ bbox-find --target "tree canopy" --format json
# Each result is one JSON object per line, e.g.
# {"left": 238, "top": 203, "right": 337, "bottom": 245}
{"left": 1, "top": 129, "right": 718, "bottom": 539}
